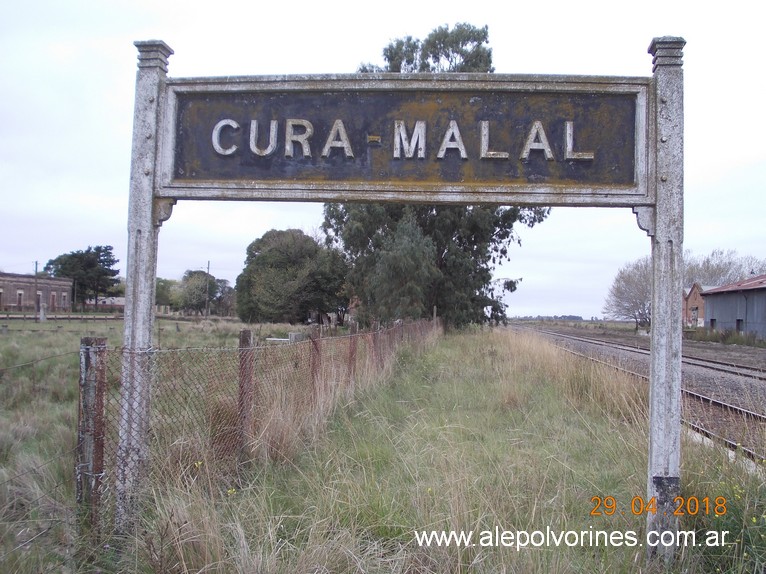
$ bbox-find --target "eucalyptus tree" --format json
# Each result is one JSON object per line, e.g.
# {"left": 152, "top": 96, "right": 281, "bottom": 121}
{"left": 179, "top": 269, "right": 218, "bottom": 316}
{"left": 324, "top": 23, "right": 549, "bottom": 328}
{"left": 236, "top": 229, "right": 348, "bottom": 324}
{"left": 44, "top": 245, "right": 120, "bottom": 310}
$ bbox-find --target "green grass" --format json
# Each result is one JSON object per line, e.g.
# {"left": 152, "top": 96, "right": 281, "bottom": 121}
{"left": 114, "top": 329, "right": 765, "bottom": 573}
{"left": 2, "top": 323, "right": 765, "bottom": 572}
{"left": 685, "top": 328, "right": 766, "bottom": 348}
{"left": 0, "top": 317, "right": 294, "bottom": 571}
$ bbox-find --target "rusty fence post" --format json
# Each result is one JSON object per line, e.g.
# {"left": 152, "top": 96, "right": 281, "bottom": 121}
{"left": 76, "top": 337, "right": 107, "bottom": 541}
{"left": 309, "top": 326, "right": 322, "bottom": 406}
{"left": 237, "top": 330, "right": 255, "bottom": 463}
{"left": 373, "top": 327, "right": 382, "bottom": 370}
{"left": 347, "top": 325, "right": 357, "bottom": 393}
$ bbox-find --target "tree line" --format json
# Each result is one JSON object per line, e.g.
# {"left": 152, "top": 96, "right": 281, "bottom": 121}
{"left": 40, "top": 25, "right": 765, "bottom": 330}
{"left": 40, "top": 245, "right": 236, "bottom": 316}
{"left": 237, "top": 24, "right": 548, "bottom": 328}
{"left": 42, "top": 24, "right": 548, "bottom": 329}
{"left": 602, "top": 249, "right": 766, "bottom": 329}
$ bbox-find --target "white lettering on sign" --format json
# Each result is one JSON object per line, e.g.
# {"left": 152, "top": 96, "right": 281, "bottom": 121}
{"left": 520, "top": 120, "right": 554, "bottom": 161}
{"left": 211, "top": 119, "right": 239, "bottom": 155}
{"left": 436, "top": 120, "right": 468, "bottom": 159}
{"left": 393, "top": 120, "right": 426, "bottom": 159}
{"left": 211, "top": 118, "right": 595, "bottom": 162}
{"left": 320, "top": 119, "right": 354, "bottom": 158}
{"left": 564, "top": 121, "right": 594, "bottom": 160}
{"left": 284, "top": 119, "right": 314, "bottom": 158}
{"left": 480, "top": 120, "right": 510, "bottom": 159}
{"left": 250, "top": 120, "right": 278, "bottom": 156}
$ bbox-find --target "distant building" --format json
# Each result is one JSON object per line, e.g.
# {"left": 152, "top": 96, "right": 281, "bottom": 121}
{"left": 0, "top": 272, "right": 73, "bottom": 313}
{"left": 85, "top": 296, "right": 126, "bottom": 312}
{"left": 683, "top": 282, "right": 716, "bottom": 328}
{"left": 701, "top": 273, "right": 766, "bottom": 340}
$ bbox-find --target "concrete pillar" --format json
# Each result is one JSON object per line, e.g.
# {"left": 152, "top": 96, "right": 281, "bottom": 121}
{"left": 115, "top": 40, "right": 174, "bottom": 536}
{"left": 646, "top": 36, "right": 685, "bottom": 563}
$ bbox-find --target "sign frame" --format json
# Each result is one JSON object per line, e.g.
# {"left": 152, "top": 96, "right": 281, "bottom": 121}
{"left": 118, "top": 38, "right": 685, "bottom": 566}
{"left": 156, "top": 73, "right": 653, "bottom": 207}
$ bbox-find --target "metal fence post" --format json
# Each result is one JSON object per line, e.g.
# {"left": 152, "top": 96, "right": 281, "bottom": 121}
{"left": 238, "top": 329, "right": 255, "bottom": 463}
{"left": 347, "top": 325, "right": 358, "bottom": 393}
{"left": 373, "top": 327, "right": 382, "bottom": 369}
{"left": 310, "top": 326, "right": 322, "bottom": 405}
{"left": 76, "top": 337, "right": 107, "bottom": 540}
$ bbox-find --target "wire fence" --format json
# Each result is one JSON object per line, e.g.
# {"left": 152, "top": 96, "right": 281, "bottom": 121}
{"left": 76, "top": 319, "right": 442, "bottom": 544}
{"left": 0, "top": 446, "right": 78, "bottom": 566}
{"left": 0, "top": 347, "right": 81, "bottom": 569}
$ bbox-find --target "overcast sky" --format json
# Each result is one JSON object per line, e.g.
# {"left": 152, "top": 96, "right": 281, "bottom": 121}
{"left": 1, "top": 0, "right": 763, "bottom": 319}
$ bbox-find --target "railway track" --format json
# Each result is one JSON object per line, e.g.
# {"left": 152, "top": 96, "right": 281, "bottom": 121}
{"left": 531, "top": 327, "right": 766, "bottom": 381}
{"left": 514, "top": 324, "right": 766, "bottom": 463}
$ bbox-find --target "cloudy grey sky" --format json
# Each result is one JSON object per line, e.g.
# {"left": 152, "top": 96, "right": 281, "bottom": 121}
{"left": 1, "top": 0, "right": 763, "bottom": 319}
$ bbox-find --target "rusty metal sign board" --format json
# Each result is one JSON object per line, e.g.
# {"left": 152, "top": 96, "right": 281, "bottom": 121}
{"left": 157, "top": 75, "right": 652, "bottom": 207}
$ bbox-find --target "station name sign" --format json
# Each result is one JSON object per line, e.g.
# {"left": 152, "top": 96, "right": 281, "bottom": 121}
{"left": 157, "top": 74, "right": 652, "bottom": 206}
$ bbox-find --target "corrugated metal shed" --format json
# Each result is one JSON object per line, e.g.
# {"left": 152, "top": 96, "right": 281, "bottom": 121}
{"left": 702, "top": 273, "right": 766, "bottom": 295}
{"left": 701, "top": 273, "right": 766, "bottom": 339}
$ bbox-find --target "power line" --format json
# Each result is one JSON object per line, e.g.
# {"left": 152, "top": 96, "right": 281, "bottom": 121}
{"left": 0, "top": 350, "right": 79, "bottom": 374}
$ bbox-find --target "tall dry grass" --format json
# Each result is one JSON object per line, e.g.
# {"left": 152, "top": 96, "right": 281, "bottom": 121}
{"left": 3, "top": 323, "right": 765, "bottom": 573}
{"left": 0, "top": 318, "right": 309, "bottom": 571}
{"left": 96, "top": 328, "right": 764, "bottom": 573}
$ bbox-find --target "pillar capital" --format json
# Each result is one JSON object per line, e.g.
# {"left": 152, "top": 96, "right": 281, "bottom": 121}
{"left": 648, "top": 37, "right": 686, "bottom": 72}
{"left": 134, "top": 40, "right": 174, "bottom": 73}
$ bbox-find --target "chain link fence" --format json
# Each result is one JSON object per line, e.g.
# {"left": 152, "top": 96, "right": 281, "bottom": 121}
{"left": 76, "top": 319, "right": 441, "bottom": 542}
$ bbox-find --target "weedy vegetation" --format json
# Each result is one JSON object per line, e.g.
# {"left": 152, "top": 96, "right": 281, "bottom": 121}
{"left": 1, "top": 320, "right": 764, "bottom": 572}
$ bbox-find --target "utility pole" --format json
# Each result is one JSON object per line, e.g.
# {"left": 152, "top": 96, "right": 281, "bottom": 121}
{"left": 205, "top": 260, "right": 210, "bottom": 319}
{"left": 34, "top": 261, "right": 39, "bottom": 321}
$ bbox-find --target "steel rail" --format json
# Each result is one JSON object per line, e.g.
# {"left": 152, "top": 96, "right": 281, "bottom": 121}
{"left": 518, "top": 326, "right": 766, "bottom": 463}
{"left": 527, "top": 326, "right": 766, "bottom": 382}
